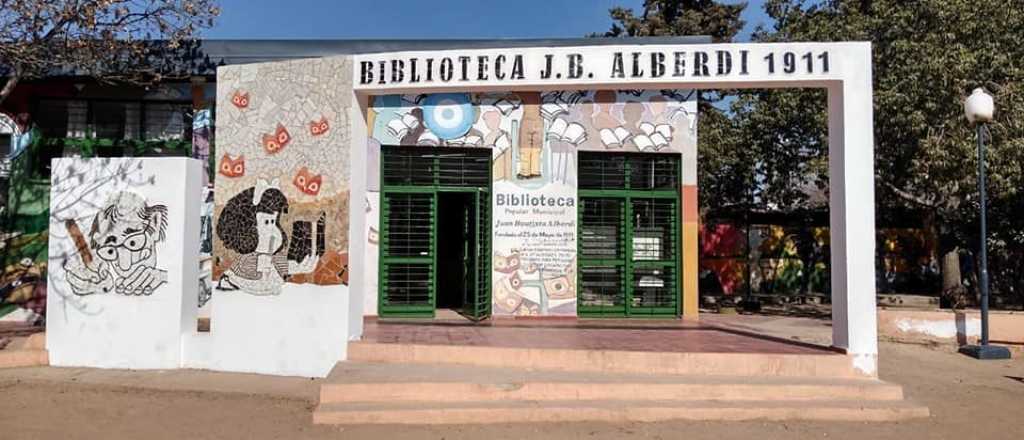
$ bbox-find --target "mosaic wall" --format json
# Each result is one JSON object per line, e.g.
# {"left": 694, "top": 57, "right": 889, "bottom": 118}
{"left": 366, "top": 90, "right": 697, "bottom": 316}
{"left": 213, "top": 58, "right": 351, "bottom": 296}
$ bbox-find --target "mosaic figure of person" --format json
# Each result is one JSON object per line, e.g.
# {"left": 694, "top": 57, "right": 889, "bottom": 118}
{"left": 215, "top": 179, "right": 319, "bottom": 296}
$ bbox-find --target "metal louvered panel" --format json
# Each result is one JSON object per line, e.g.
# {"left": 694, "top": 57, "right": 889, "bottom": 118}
{"left": 380, "top": 191, "right": 435, "bottom": 316}
{"left": 580, "top": 198, "right": 624, "bottom": 260}
{"left": 382, "top": 145, "right": 490, "bottom": 188}
{"left": 383, "top": 193, "right": 434, "bottom": 257}
{"left": 437, "top": 151, "right": 491, "bottom": 187}
{"left": 631, "top": 198, "right": 678, "bottom": 262}
{"left": 466, "top": 190, "right": 492, "bottom": 320}
{"left": 628, "top": 155, "right": 680, "bottom": 190}
{"left": 578, "top": 266, "right": 626, "bottom": 315}
{"left": 578, "top": 154, "right": 627, "bottom": 190}
{"left": 382, "top": 264, "right": 433, "bottom": 305}
{"left": 631, "top": 266, "right": 677, "bottom": 313}
{"left": 381, "top": 147, "right": 435, "bottom": 186}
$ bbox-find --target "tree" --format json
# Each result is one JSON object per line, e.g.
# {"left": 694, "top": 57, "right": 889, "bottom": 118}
{"left": 602, "top": 1, "right": 759, "bottom": 210}
{"left": 0, "top": 0, "right": 220, "bottom": 106}
{"left": 603, "top": 0, "right": 747, "bottom": 42}
{"left": 752, "top": 0, "right": 1024, "bottom": 306}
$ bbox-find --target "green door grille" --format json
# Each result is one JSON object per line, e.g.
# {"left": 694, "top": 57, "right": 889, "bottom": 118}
{"left": 379, "top": 191, "right": 436, "bottom": 317}
{"left": 464, "top": 190, "right": 492, "bottom": 320}
{"left": 577, "top": 153, "right": 681, "bottom": 318}
{"left": 578, "top": 197, "right": 626, "bottom": 316}
{"left": 379, "top": 146, "right": 492, "bottom": 320}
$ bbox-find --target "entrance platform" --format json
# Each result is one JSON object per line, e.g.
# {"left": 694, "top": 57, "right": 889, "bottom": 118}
{"left": 313, "top": 317, "right": 929, "bottom": 424}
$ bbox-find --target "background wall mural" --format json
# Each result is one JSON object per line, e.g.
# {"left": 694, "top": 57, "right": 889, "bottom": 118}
{"left": 366, "top": 89, "right": 697, "bottom": 316}
{"left": 213, "top": 58, "right": 351, "bottom": 296}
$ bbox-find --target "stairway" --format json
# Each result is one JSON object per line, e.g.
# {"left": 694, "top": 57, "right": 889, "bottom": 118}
{"left": 312, "top": 342, "right": 929, "bottom": 424}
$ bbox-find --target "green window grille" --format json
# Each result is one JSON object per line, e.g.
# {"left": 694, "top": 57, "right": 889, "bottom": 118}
{"left": 379, "top": 146, "right": 491, "bottom": 320}
{"left": 577, "top": 153, "right": 682, "bottom": 318}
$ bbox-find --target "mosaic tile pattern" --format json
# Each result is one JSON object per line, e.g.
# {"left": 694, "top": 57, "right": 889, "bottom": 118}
{"left": 214, "top": 57, "right": 352, "bottom": 295}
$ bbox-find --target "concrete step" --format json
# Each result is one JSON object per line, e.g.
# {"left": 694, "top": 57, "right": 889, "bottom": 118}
{"left": 320, "top": 362, "right": 903, "bottom": 404}
{"left": 0, "top": 349, "right": 48, "bottom": 369}
{"left": 347, "top": 341, "right": 865, "bottom": 378}
{"left": 312, "top": 399, "right": 930, "bottom": 424}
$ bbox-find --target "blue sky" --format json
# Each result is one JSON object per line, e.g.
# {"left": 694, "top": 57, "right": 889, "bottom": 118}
{"left": 205, "top": 0, "right": 770, "bottom": 41}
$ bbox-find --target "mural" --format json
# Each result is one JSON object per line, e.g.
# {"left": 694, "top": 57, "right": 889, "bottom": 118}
{"left": 213, "top": 58, "right": 351, "bottom": 296}
{"left": 192, "top": 108, "right": 214, "bottom": 186}
{"left": 61, "top": 191, "right": 169, "bottom": 296}
{"left": 0, "top": 258, "right": 46, "bottom": 324}
{"left": 367, "top": 89, "right": 697, "bottom": 316}
{"left": 215, "top": 181, "right": 322, "bottom": 296}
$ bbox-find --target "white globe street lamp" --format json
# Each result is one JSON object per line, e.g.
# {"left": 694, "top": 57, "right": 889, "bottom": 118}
{"left": 959, "top": 87, "right": 1011, "bottom": 360}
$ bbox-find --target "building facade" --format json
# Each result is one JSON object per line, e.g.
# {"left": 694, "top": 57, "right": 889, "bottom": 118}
{"left": 25, "top": 38, "right": 881, "bottom": 379}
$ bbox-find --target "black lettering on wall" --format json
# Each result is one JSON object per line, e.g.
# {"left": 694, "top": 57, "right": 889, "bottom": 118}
{"left": 693, "top": 52, "right": 709, "bottom": 77}
{"left": 478, "top": 55, "right": 490, "bottom": 81}
{"left": 439, "top": 58, "right": 454, "bottom": 82}
{"left": 673, "top": 52, "right": 686, "bottom": 77}
{"left": 458, "top": 56, "right": 471, "bottom": 81}
{"left": 359, "top": 61, "right": 374, "bottom": 84}
{"left": 495, "top": 55, "right": 506, "bottom": 80}
{"left": 650, "top": 52, "right": 665, "bottom": 78}
{"left": 611, "top": 52, "right": 626, "bottom": 78}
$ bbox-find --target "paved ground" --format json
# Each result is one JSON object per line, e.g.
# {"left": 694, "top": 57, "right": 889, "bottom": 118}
{"left": 1, "top": 317, "right": 1022, "bottom": 439}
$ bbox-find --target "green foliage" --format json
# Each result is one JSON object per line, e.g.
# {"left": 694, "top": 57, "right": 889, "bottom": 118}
{"left": 754, "top": 0, "right": 1024, "bottom": 299}
{"left": 603, "top": 0, "right": 747, "bottom": 42}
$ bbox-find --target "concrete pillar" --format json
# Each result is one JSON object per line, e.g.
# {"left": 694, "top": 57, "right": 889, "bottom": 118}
{"left": 827, "top": 44, "right": 879, "bottom": 375}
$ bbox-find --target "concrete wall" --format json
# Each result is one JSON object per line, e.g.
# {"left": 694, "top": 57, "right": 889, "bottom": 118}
{"left": 878, "top": 309, "right": 1024, "bottom": 346}
{"left": 209, "top": 56, "right": 353, "bottom": 377}
{"left": 46, "top": 157, "right": 202, "bottom": 369}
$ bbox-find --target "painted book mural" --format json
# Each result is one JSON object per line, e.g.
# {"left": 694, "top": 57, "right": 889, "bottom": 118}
{"left": 213, "top": 58, "right": 351, "bottom": 296}
{"left": 366, "top": 90, "right": 697, "bottom": 316}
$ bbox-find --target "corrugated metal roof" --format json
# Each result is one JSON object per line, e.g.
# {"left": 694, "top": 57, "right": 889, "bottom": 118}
{"left": 197, "top": 37, "right": 713, "bottom": 66}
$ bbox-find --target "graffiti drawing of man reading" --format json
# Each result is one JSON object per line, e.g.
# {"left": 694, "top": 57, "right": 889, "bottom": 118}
{"left": 63, "top": 192, "right": 169, "bottom": 296}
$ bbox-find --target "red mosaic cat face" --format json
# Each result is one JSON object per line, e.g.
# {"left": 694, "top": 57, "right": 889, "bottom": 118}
{"left": 262, "top": 123, "right": 291, "bottom": 155}
{"left": 309, "top": 116, "right": 329, "bottom": 136}
{"left": 231, "top": 91, "right": 249, "bottom": 109}
{"left": 293, "top": 166, "right": 323, "bottom": 196}
{"left": 218, "top": 154, "right": 245, "bottom": 178}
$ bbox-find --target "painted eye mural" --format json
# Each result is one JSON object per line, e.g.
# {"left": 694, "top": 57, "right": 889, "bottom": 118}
{"left": 231, "top": 91, "right": 250, "bottom": 109}
{"left": 293, "top": 166, "right": 323, "bottom": 196}
{"left": 421, "top": 93, "right": 474, "bottom": 140}
{"left": 219, "top": 154, "right": 246, "bottom": 178}
{"left": 262, "top": 123, "right": 291, "bottom": 155}
{"left": 309, "top": 116, "right": 330, "bottom": 136}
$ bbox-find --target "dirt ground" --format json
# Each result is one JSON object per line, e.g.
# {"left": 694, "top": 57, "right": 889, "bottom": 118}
{"left": 1, "top": 340, "right": 1022, "bottom": 440}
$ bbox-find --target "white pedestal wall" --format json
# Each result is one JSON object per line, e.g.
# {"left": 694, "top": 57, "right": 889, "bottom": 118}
{"left": 46, "top": 157, "right": 202, "bottom": 369}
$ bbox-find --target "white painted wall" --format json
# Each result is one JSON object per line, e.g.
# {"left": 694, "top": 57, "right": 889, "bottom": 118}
{"left": 200, "top": 283, "right": 348, "bottom": 377}
{"left": 46, "top": 157, "right": 202, "bottom": 370}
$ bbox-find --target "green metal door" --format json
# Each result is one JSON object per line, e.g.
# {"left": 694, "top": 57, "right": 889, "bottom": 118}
{"left": 577, "top": 153, "right": 681, "bottom": 318}
{"left": 379, "top": 190, "right": 436, "bottom": 317}
{"left": 462, "top": 190, "right": 491, "bottom": 320}
{"left": 379, "top": 146, "right": 491, "bottom": 320}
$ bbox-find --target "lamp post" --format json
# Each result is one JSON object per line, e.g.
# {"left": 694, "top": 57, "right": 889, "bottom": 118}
{"left": 958, "top": 88, "right": 1011, "bottom": 360}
